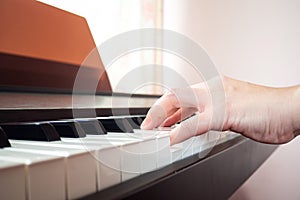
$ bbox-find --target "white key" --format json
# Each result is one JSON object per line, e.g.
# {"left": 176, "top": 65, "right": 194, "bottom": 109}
{"left": 59, "top": 137, "right": 137, "bottom": 190}
{"left": 0, "top": 160, "right": 26, "bottom": 200}
{"left": 173, "top": 138, "right": 194, "bottom": 159}
{"left": 63, "top": 133, "right": 139, "bottom": 144}
{"left": 61, "top": 138, "right": 128, "bottom": 190}
{"left": 133, "top": 129, "right": 171, "bottom": 168}
{"left": 105, "top": 133, "right": 159, "bottom": 178}
{"left": 201, "top": 131, "right": 221, "bottom": 152}
{"left": 137, "top": 137, "right": 157, "bottom": 174}
{"left": 156, "top": 134, "right": 171, "bottom": 168}
{"left": 208, "top": 131, "right": 221, "bottom": 144}
{"left": 0, "top": 149, "right": 65, "bottom": 200}
{"left": 96, "top": 145, "right": 123, "bottom": 190}
{"left": 170, "top": 146, "right": 183, "bottom": 162}
{"left": 133, "top": 129, "right": 169, "bottom": 135}
{"left": 191, "top": 137, "right": 202, "bottom": 155}
{"left": 83, "top": 134, "right": 155, "bottom": 181}
{"left": 194, "top": 131, "right": 233, "bottom": 158}
{"left": 88, "top": 135, "right": 144, "bottom": 182}
{"left": 10, "top": 141, "right": 97, "bottom": 199}
{"left": 63, "top": 133, "right": 162, "bottom": 183}
{"left": 126, "top": 132, "right": 158, "bottom": 173}
{"left": 62, "top": 137, "right": 142, "bottom": 188}
{"left": 192, "top": 133, "right": 216, "bottom": 157}
{"left": 121, "top": 141, "right": 141, "bottom": 181}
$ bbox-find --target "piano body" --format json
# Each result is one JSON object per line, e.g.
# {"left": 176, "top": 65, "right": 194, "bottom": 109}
{"left": 0, "top": 0, "right": 277, "bottom": 199}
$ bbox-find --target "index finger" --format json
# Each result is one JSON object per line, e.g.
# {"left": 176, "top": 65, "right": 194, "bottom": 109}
{"left": 141, "top": 86, "right": 208, "bottom": 130}
{"left": 141, "top": 91, "right": 179, "bottom": 130}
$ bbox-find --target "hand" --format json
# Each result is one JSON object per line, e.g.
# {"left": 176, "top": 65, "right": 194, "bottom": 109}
{"left": 141, "top": 76, "right": 300, "bottom": 145}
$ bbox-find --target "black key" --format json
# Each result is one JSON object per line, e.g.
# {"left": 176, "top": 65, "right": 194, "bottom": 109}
{"left": 74, "top": 119, "right": 107, "bottom": 135}
{"left": 1, "top": 122, "right": 60, "bottom": 141}
{"left": 98, "top": 118, "right": 133, "bottom": 133}
{"left": 135, "top": 116, "right": 146, "bottom": 125}
{"left": 0, "top": 127, "right": 11, "bottom": 148}
{"left": 50, "top": 121, "right": 86, "bottom": 138}
{"left": 124, "top": 116, "right": 145, "bottom": 129}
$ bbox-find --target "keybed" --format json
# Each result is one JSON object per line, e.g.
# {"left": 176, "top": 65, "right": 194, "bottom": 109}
{"left": 0, "top": 114, "right": 239, "bottom": 199}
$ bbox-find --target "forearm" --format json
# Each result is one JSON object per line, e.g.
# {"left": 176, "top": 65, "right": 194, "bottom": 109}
{"left": 290, "top": 85, "right": 300, "bottom": 136}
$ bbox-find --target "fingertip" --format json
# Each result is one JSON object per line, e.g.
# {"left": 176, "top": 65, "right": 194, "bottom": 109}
{"left": 169, "top": 129, "right": 179, "bottom": 145}
{"left": 170, "top": 133, "right": 174, "bottom": 145}
{"left": 141, "top": 117, "right": 151, "bottom": 129}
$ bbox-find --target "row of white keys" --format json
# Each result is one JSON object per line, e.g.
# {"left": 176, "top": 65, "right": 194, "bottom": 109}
{"left": 80, "top": 132, "right": 170, "bottom": 176}
{"left": 125, "top": 128, "right": 230, "bottom": 164}
{"left": 81, "top": 134, "right": 143, "bottom": 181}
{"left": 10, "top": 141, "right": 97, "bottom": 199}
{"left": 10, "top": 139, "right": 117, "bottom": 192}
{"left": 75, "top": 129, "right": 232, "bottom": 186}
{"left": 134, "top": 129, "right": 188, "bottom": 162}
{"left": 189, "top": 131, "right": 237, "bottom": 157}
{"left": 4, "top": 128, "right": 232, "bottom": 199}
{"left": 136, "top": 130, "right": 224, "bottom": 162}
{"left": 57, "top": 136, "right": 131, "bottom": 187}
{"left": 132, "top": 129, "right": 171, "bottom": 167}
{"left": 66, "top": 133, "right": 167, "bottom": 181}
{"left": 133, "top": 129, "right": 185, "bottom": 164}
{"left": 0, "top": 149, "right": 65, "bottom": 200}
{"left": 62, "top": 133, "right": 162, "bottom": 185}
{"left": 93, "top": 133, "right": 160, "bottom": 173}
{"left": 181, "top": 131, "right": 224, "bottom": 158}
{"left": 2, "top": 132, "right": 168, "bottom": 200}
{"left": 10, "top": 131, "right": 170, "bottom": 192}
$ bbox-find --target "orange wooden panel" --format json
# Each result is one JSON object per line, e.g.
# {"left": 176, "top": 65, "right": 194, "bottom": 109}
{"left": 0, "top": 0, "right": 112, "bottom": 93}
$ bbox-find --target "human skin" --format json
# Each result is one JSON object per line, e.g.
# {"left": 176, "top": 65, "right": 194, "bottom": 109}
{"left": 141, "top": 76, "right": 300, "bottom": 145}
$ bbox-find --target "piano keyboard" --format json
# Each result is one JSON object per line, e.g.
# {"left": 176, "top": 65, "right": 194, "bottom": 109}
{"left": 0, "top": 116, "right": 238, "bottom": 200}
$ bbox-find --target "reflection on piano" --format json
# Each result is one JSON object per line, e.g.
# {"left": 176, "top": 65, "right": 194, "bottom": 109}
{"left": 0, "top": 0, "right": 277, "bottom": 199}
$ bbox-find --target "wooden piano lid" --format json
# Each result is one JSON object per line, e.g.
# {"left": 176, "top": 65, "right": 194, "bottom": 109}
{"left": 0, "top": 0, "right": 157, "bottom": 123}
{"left": 0, "top": 0, "right": 112, "bottom": 93}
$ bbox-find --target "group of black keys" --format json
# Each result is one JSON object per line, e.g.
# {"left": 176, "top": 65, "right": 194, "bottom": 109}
{"left": 0, "top": 116, "right": 146, "bottom": 148}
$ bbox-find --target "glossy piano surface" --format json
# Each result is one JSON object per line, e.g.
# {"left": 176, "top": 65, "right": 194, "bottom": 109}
{"left": 0, "top": 92, "right": 157, "bottom": 123}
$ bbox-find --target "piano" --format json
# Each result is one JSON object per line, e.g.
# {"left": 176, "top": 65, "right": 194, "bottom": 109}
{"left": 0, "top": 0, "right": 277, "bottom": 199}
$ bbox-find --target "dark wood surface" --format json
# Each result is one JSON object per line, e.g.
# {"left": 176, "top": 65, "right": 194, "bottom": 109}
{"left": 0, "top": 51, "right": 111, "bottom": 94}
{"left": 0, "top": 108, "right": 150, "bottom": 123}
{"left": 0, "top": 92, "right": 158, "bottom": 123}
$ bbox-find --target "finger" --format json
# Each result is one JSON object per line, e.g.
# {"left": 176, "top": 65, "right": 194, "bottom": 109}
{"left": 141, "top": 92, "right": 180, "bottom": 130}
{"left": 160, "top": 107, "right": 197, "bottom": 127}
{"left": 141, "top": 87, "right": 209, "bottom": 130}
{"left": 170, "top": 112, "right": 212, "bottom": 145}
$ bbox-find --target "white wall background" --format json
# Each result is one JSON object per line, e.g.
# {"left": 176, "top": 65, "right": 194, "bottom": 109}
{"left": 164, "top": 0, "right": 300, "bottom": 87}
{"left": 163, "top": 0, "right": 300, "bottom": 199}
